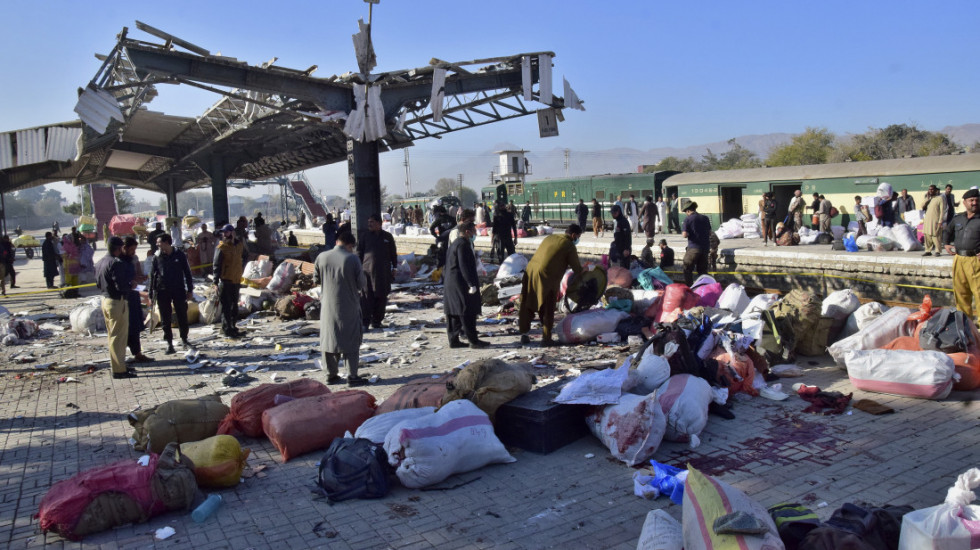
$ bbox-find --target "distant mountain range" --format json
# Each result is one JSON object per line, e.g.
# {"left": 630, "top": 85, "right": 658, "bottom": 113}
{"left": 420, "top": 123, "right": 980, "bottom": 192}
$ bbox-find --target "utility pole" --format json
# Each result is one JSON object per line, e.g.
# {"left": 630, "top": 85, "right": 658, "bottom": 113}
{"left": 457, "top": 173, "right": 463, "bottom": 200}
{"left": 403, "top": 149, "right": 412, "bottom": 198}
{"left": 563, "top": 148, "right": 570, "bottom": 177}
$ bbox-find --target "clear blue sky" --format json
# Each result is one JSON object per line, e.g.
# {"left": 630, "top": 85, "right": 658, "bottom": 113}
{"left": 2, "top": 0, "right": 978, "bottom": 201}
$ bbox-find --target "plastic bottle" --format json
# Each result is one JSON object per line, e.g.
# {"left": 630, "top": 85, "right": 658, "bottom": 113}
{"left": 191, "top": 494, "right": 223, "bottom": 523}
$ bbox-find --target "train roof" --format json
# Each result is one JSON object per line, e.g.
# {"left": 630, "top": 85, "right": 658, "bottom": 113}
{"left": 667, "top": 153, "right": 980, "bottom": 185}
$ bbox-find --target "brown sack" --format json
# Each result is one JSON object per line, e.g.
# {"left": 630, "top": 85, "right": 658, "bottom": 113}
{"left": 439, "top": 359, "right": 534, "bottom": 421}
{"left": 376, "top": 373, "right": 455, "bottom": 415}
{"left": 129, "top": 395, "right": 230, "bottom": 454}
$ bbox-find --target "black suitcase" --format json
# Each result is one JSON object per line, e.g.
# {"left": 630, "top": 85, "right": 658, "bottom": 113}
{"left": 494, "top": 380, "right": 589, "bottom": 454}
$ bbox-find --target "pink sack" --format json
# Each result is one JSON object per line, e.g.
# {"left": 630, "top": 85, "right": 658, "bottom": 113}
{"left": 692, "top": 282, "right": 723, "bottom": 307}
{"left": 606, "top": 266, "right": 633, "bottom": 288}
{"left": 647, "top": 284, "right": 700, "bottom": 322}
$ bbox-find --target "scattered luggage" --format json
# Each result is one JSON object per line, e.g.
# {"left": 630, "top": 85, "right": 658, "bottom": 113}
{"left": 179, "top": 435, "right": 250, "bottom": 488}
{"left": 316, "top": 437, "right": 391, "bottom": 502}
{"left": 217, "top": 379, "right": 331, "bottom": 438}
{"left": 376, "top": 373, "right": 455, "bottom": 415}
{"left": 129, "top": 395, "right": 230, "bottom": 454}
{"left": 440, "top": 359, "right": 534, "bottom": 421}
{"left": 899, "top": 467, "right": 980, "bottom": 550}
{"left": 262, "top": 390, "right": 376, "bottom": 462}
{"left": 844, "top": 349, "right": 955, "bottom": 399}
{"left": 586, "top": 393, "right": 666, "bottom": 466}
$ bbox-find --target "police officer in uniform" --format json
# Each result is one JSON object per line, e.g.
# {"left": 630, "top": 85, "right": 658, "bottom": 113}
{"left": 944, "top": 188, "right": 980, "bottom": 319}
{"left": 95, "top": 236, "right": 137, "bottom": 379}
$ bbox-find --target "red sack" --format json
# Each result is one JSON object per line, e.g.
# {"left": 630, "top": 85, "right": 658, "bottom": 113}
{"left": 217, "top": 379, "right": 330, "bottom": 438}
{"left": 376, "top": 373, "right": 455, "bottom": 415}
{"left": 37, "top": 444, "right": 196, "bottom": 541}
{"left": 647, "top": 283, "right": 699, "bottom": 322}
{"left": 292, "top": 292, "right": 314, "bottom": 310}
{"left": 906, "top": 295, "right": 937, "bottom": 323}
{"left": 606, "top": 266, "right": 633, "bottom": 289}
{"left": 262, "top": 390, "right": 376, "bottom": 462}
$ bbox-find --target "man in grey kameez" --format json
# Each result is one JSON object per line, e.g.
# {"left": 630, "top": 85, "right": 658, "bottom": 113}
{"left": 315, "top": 231, "right": 368, "bottom": 387}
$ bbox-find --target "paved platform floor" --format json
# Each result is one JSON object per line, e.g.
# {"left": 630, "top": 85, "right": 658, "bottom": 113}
{"left": 0, "top": 246, "right": 977, "bottom": 549}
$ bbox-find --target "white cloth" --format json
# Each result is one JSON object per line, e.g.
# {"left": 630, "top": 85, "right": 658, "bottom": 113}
{"left": 538, "top": 54, "right": 552, "bottom": 104}
{"left": 431, "top": 68, "right": 447, "bottom": 122}
{"left": 563, "top": 77, "right": 584, "bottom": 111}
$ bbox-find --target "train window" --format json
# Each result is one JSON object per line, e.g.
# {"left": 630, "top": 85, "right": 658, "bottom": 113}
{"left": 595, "top": 190, "right": 605, "bottom": 200}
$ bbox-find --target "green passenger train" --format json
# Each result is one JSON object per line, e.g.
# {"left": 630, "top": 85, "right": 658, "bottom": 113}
{"left": 481, "top": 154, "right": 980, "bottom": 228}
{"left": 480, "top": 171, "right": 678, "bottom": 224}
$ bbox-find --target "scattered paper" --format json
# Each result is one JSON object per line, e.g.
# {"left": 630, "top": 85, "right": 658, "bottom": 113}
{"left": 136, "top": 455, "right": 150, "bottom": 466}
{"left": 155, "top": 526, "right": 176, "bottom": 540}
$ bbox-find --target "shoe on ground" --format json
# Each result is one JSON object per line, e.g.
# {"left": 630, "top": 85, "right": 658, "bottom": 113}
{"left": 9, "top": 285, "right": 18, "bottom": 288}
{"left": 449, "top": 339, "right": 466, "bottom": 349}
{"left": 326, "top": 375, "right": 344, "bottom": 385}
{"left": 371, "top": 323, "right": 384, "bottom": 330}
{"left": 134, "top": 354, "right": 155, "bottom": 363}
{"left": 181, "top": 338, "right": 192, "bottom": 348}
{"left": 165, "top": 345, "right": 176, "bottom": 355}
{"left": 469, "top": 339, "right": 490, "bottom": 349}
{"left": 112, "top": 371, "right": 138, "bottom": 380}
{"left": 347, "top": 375, "right": 368, "bottom": 387}
{"left": 540, "top": 339, "right": 557, "bottom": 348}
{"left": 520, "top": 334, "right": 530, "bottom": 345}
{"left": 922, "top": 252, "right": 932, "bottom": 256}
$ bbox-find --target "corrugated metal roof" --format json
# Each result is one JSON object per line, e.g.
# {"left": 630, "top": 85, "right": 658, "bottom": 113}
{"left": 0, "top": 133, "right": 12, "bottom": 170}
{"left": 667, "top": 154, "right": 980, "bottom": 186}
{"left": 16, "top": 128, "right": 46, "bottom": 165}
{"left": 73, "top": 86, "right": 124, "bottom": 134}
{"left": 45, "top": 126, "right": 81, "bottom": 162}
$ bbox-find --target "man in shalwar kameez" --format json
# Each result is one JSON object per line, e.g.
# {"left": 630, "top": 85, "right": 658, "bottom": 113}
{"left": 315, "top": 231, "right": 368, "bottom": 387}
{"left": 518, "top": 224, "right": 585, "bottom": 347}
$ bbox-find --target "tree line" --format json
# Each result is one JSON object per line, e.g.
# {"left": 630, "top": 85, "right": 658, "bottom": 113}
{"left": 645, "top": 124, "right": 980, "bottom": 173}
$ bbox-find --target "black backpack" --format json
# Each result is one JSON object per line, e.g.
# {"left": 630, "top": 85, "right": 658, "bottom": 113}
{"left": 919, "top": 308, "right": 974, "bottom": 354}
{"left": 316, "top": 438, "right": 390, "bottom": 502}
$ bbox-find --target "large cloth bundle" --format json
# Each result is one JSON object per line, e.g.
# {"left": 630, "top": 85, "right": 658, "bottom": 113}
{"left": 129, "top": 395, "right": 230, "bottom": 454}
{"left": 243, "top": 259, "right": 273, "bottom": 280}
{"left": 37, "top": 443, "right": 196, "bottom": 541}
{"left": 266, "top": 261, "right": 296, "bottom": 293}
{"left": 829, "top": 306, "right": 913, "bottom": 368}
{"left": 69, "top": 303, "right": 106, "bottom": 333}
{"left": 179, "top": 435, "right": 250, "bottom": 487}
{"left": 683, "top": 466, "right": 785, "bottom": 550}
{"left": 884, "top": 335, "right": 980, "bottom": 392}
{"left": 656, "top": 374, "right": 713, "bottom": 444}
{"left": 384, "top": 400, "right": 515, "bottom": 489}
{"left": 495, "top": 253, "right": 528, "bottom": 280}
{"left": 556, "top": 309, "right": 629, "bottom": 344}
{"left": 710, "top": 347, "right": 758, "bottom": 397}
{"left": 638, "top": 267, "right": 673, "bottom": 290}
{"left": 586, "top": 393, "right": 666, "bottom": 466}
{"left": 108, "top": 214, "right": 140, "bottom": 236}
{"left": 845, "top": 349, "right": 955, "bottom": 399}
{"left": 692, "top": 282, "right": 722, "bottom": 308}
{"left": 262, "top": 390, "right": 376, "bottom": 462}
{"left": 439, "top": 359, "right": 534, "bottom": 421}
{"left": 375, "top": 373, "right": 455, "bottom": 415}
{"left": 631, "top": 348, "right": 671, "bottom": 395}
{"left": 217, "top": 379, "right": 330, "bottom": 438}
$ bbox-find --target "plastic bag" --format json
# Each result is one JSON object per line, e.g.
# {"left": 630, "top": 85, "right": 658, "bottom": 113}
{"left": 844, "top": 233, "right": 859, "bottom": 252}
{"left": 899, "top": 468, "right": 980, "bottom": 550}
{"left": 716, "top": 284, "right": 750, "bottom": 316}
{"left": 907, "top": 295, "right": 936, "bottom": 322}
{"left": 555, "top": 358, "right": 632, "bottom": 405}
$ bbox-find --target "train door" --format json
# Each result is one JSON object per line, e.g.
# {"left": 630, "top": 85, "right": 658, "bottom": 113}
{"left": 719, "top": 186, "right": 744, "bottom": 222}
{"left": 770, "top": 183, "right": 801, "bottom": 224}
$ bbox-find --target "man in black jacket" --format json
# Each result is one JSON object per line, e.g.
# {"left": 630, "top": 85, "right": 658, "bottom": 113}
{"left": 443, "top": 222, "right": 489, "bottom": 349}
{"left": 147, "top": 222, "right": 166, "bottom": 253}
{"left": 150, "top": 234, "right": 195, "bottom": 353}
{"left": 429, "top": 205, "right": 456, "bottom": 268}
{"left": 609, "top": 204, "right": 632, "bottom": 268}
{"left": 575, "top": 199, "right": 588, "bottom": 229}
{"left": 42, "top": 232, "right": 60, "bottom": 289}
{"left": 358, "top": 214, "right": 398, "bottom": 330}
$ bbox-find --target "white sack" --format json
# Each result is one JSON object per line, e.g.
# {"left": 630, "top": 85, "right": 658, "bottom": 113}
{"left": 631, "top": 290, "right": 663, "bottom": 314}
{"left": 586, "top": 393, "right": 666, "bottom": 466}
{"left": 630, "top": 349, "right": 670, "bottom": 396}
{"left": 899, "top": 468, "right": 980, "bottom": 550}
{"left": 828, "top": 306, "right": 913, "bottom": 368}
{"left": 637, "top": 509, "right": 683, "bottom": 550}
{"left": 842, "top": 301, "right": 889, "bottom": 338}
{"left": 495, "top": 254, "right": 528, "bottom": 280}
{"left": 891, "top": 223, "right": 923, "bottom": 251}
{"left": 741, "top": 293, "right": 780, "bottom": 320}
{"left": 355, "top": 407, "right": 436, "bottom": 445}
{"left": 555, "top": 358, "right": 632, "bottom": 405}
{"left": 69, "top": 304, "right": 106, "bottom": 334}
{"left": 556, "top": 309, "right": 629, "bottom": 344}
{"left": 266, "top": 262, "right": 296, "bottom": 293}
{"left": 821, "top": 289, "right": 861, "bottom": 321}
{"left": 656, "top": 374, "right": 712, "bottom": 445}
{"left": 716, "top": 283, "right": 750, "bottom": 316}
{"left": 383, "top": 400, "right": 515, "bottom": 489}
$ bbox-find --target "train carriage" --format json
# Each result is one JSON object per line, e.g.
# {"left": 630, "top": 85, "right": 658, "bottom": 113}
{"left": 668, "top": 154, "right": 980, "bottom": 228}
